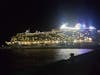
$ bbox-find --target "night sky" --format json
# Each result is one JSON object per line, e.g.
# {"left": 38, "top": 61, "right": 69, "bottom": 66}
{"left": 0, "top": 0, "right": 100, "bottom": 45}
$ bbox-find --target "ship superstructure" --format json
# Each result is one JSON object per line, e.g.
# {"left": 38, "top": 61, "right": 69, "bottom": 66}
{"left": 5, "top": 23, "right": 98, "bottom": 48}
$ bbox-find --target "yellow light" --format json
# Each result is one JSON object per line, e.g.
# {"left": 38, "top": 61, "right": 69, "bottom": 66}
{"left": 18, "top": 41, "right": 21, "bottom": 45}
{"left": 88, "top": 38, "right": 92, "bottom": 42}
{"left": 79, "top": 39, "right": 83, "bottom": 42}
{"left": 44, "top": 41, "right": 48, "bottom": 44}
{"left": 24, "top": 42, "right": 27, "bottom": 45}
{"left": 12, "top": 42, "right": 15, "bottom": 44}
{"left": 75, "top": 23, "right": 81, "bottom": 29}
{"left": 73, "top": 40, "right": 77, "bottom": 43}
{"left": 55, "top": 41, "right": 59, "bottom": 43}
{"left": 5, "top": 42, "right": 11, "bottom": 45}
{"left": 88, "top": 38, "right": 92, "bottom": 41}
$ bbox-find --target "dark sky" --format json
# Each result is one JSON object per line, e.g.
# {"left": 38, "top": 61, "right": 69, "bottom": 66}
{"left": 0, "top": 0, "right": 100, "bottom": 44}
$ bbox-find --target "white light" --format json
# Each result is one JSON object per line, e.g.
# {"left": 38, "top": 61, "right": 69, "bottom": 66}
{"left": 75, "top": 23, "right": 81, "bottom": 29}
{"left": 60, "top": 23, "right": 68, "bottom": 29}
{"left": 60, "top": 24, "right": 66, "bottom": 29}
{"left": 89, "top": 26, "right": 96, "bottom": 30}
{"left": 73, "top": 40, "right": 77, "bottom": 43}
{"left": 25, "top": 30, "right": 30, "bottom": 33}
{"left": 97, "top": 30, "right": 100, "bottom": 33}
{"left": 82, "top": 24, "right": 86, "bottom": 29}
{"left": 88, "top": 38, "right": 92, "bottom": 41}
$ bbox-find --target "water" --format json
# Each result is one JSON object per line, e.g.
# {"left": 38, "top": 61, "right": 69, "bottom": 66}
{"left": 10, "top": 48, "right": 93, "bottom": 65}
{"left": 0, "top": 48, "right": 94, "bottom": 74}
{"left": 54, "top": 49, "right": 92, "bottom": 60}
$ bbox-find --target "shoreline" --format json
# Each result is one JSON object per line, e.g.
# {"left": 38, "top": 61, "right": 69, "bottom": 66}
{"left": 0, "top": 45, "right": 100, "bottom": 50}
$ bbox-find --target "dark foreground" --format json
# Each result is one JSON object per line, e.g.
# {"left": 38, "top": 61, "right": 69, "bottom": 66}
{"left": 0, "top": 49, "right": 100, "bottom": 75}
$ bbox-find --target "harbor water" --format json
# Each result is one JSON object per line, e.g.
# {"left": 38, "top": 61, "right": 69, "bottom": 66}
{"left": 0, "top": 48, "right": 93, "bottom": 65}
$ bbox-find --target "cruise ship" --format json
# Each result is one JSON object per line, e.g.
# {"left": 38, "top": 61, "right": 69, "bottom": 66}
{"left": 5, "top": 24, "right": 100, "bottom": 48}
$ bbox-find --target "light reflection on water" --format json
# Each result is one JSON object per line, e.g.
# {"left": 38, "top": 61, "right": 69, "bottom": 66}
{"left": 14, "top": 49, "right": 93, "bottom": 64}
{"left": 54, "top": 49, "right": 93, "bottom": 60}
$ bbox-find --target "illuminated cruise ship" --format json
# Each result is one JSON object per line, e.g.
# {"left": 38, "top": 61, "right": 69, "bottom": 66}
{"left": 5, "top": 23, "right": 99, "bottom": 48}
